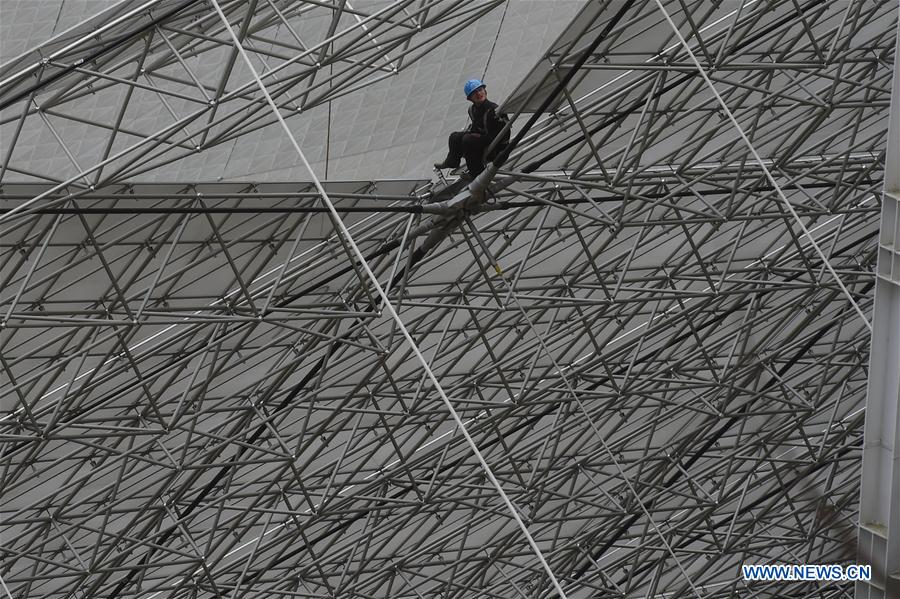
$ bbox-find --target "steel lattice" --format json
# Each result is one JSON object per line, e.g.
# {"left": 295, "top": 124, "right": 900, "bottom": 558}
{"left": 0, "top": 0, "right": 896, "bottom": 598}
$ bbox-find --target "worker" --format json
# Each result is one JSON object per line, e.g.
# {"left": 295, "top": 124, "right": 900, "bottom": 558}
{"left": 434, "top": 79, "right": 510, "bottom": 177}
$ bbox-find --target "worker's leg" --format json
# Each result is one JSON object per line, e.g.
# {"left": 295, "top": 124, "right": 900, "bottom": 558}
{"left": 461, "top": 133, "right": 488, "bottom": 176}
{"left": 435, "top": 132, "right": 464, "bottom": 169}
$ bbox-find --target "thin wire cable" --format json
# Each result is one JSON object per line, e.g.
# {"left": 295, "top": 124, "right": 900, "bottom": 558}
{"left": 482, "top": 0, "right": 510, "bottom": 80}
{"left": 208, "top": 2, "right": 569, "bottom": 596}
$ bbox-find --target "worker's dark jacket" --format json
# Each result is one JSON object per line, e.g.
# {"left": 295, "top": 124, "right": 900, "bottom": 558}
{"left": 466, "top": 100, "right": 510, "bottom": 158}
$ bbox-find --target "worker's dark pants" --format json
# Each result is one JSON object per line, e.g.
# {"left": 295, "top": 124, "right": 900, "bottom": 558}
{"left": 443, "top": 131, "right": 490, "bottom": 176}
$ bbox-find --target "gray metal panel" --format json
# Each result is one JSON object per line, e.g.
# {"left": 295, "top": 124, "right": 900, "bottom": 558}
{"left": 0, "top": 0, "right": 585, "bottom": 184}
{"left": 0, "top": 0, "right": 512, "bottom": 186}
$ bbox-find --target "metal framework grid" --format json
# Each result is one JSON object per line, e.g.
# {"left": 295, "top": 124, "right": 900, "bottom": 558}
{"left": 0, "top": 1, "right": 897, "bottom": 598}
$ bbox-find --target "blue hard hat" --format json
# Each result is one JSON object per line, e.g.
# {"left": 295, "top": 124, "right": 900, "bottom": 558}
{"left": 464, "top": 78, "right": 485, "bottom": 98}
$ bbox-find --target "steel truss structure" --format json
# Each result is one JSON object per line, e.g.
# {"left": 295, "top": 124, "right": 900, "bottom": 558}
{"left": 0, "top": 1, "right": 897, "bottom": 598}
{"left": 0, "top": 0, "right": 504, "bottom": 186}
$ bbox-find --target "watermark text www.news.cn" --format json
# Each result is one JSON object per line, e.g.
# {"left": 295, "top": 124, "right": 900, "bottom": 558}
{"left": 742, "top": 564, "right": 871, "bottom": 582}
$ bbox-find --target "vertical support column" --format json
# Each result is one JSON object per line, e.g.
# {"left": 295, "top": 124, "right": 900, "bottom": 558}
{"left": 857, "top": 15, "right": 900, "bottom": 599}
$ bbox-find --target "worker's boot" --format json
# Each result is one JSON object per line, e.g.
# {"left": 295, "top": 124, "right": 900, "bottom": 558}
{"left": 433, "top": 161, "right": 459, "bottom": 170}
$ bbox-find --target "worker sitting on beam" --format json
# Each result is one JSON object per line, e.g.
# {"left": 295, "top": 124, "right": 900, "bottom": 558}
{"left": 434, "top": 79, "right": 510, "bottom": 178}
